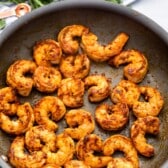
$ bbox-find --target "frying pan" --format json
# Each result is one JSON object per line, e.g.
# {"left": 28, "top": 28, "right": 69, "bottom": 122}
{"left": 0, "top": 0, "right": 168, "bottom": 167}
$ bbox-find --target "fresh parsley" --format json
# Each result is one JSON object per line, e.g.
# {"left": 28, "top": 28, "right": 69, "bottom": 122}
{"left": 0, "top": 19, "right": 6, "bottom": 30}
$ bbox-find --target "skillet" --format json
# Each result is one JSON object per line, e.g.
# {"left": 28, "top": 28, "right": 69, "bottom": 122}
{"left": 0, "top": 0, "right": 168, "bottom": 167}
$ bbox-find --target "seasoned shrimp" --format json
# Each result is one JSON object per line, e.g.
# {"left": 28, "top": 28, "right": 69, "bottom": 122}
{"left": 84, "top": 74, "right": 111, "bottom": 102}
{"left": 46, "top": 133, "right": 75, "bottom": 166}
{"left": 42, "top": 164, "right": 61, "bottom": 168}
{"left": 109, "top": 49, "right": 148, "bottom": 83}
{"left": 81, "top": 32, "right": 129, "bottom": 62}
{"left": 111, "top": 80, "right": 140, "bottom": 107}
{"left": 8, "top": 136, "right": 46, "bottom": 168}
{"left": 0, "top": 102, "right": 34, "bottom": 135}
{"left": 76, "top": 134, "right": 112, "bottom": 168}
{"left": 131, "top": 116, "right": 160, "bottom": 157}
{"left": 132, "top": 86, "right": 164, "bottom": 118}
{"left": 34, "top": 96, "right": 66, "bottom": 131}
{"left": 33, "top": 39, "right": 62, "bottom": 66}
{"left": 57, "top": 78, "right": 85, "bottom": 108}
{"left": 59, "top": 54, "right": 90, "bottom": 79}
{"left": 0, "top": 87, "right": 19, "bottom": 115}
{"left": 95, "top": 103, "right": 129, "bottom": 131}
{"left": 103, "top": 135, "right": 139, "bottom": 168}
{"left": 58, "top": 24, "right": 89, "bottom": 54}
{"left": 64, "top": 109, "right": 95, "bottom": 140}
{"left": 6, "top": 59, "right": 37, "bottom": 96}
{"left": 33, "top": 66, "right": 62, "bottom": 93}
{"left": 64, "top": 160, "right": 91, "bottom": 168}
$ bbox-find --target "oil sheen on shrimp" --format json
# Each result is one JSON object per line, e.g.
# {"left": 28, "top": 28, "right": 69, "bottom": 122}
{"left": 76, "top": 134, "right": 112, "bottom": 168}
{"left": 59, "top": 54, "right": 90, "bottom": 79}
{"left": 64, "top": 160, "right": 91, "bottom": 168}
{"left": 33, "top": 66, "right": 62, "bottom": 93}
{"left": 131, "top": 116, "right": 160, "bottom": 157}
{"left": 33, "top": 39, "right": 62, "bottom": 66}
{"left": 81, "top": 32, "right": 129, "bottom": 62}
{"left": 64, "top": 109, "right": 95, "bottom": 140}
{"left": 58, "top": 24, "right": 89, "bottom": 54}
{"left": 132, "top": 86, "right": 164, "bottom": 118}
{"left": 103, "top": 135, "right": 139, "bottom": 168}
{"left": 109, "top": 49, "right": 148, "bottom": 83}
{"left": 34, "top": 96, "right": 66, "bottom": 131}
{"left": 57, "top": 77, "right": 85, "bottom": 108}
{"left": 42, "top": 164, "right": 61, "bottom": 168}
{"left": 84, "top": 74, "right": 111, "bottom": 102}
{"left": 95, "top": 103, "right": 129, "bottom": 131}
{"left": 6, "top": 59, "right": 37, "bottom": 96}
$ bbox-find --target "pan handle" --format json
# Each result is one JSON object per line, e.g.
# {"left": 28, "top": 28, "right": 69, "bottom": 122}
{"left": 0, "top": 156, "right": 12, "bottom": 168}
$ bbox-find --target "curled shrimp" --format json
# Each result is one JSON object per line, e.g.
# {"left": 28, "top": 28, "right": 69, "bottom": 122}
{"left": 33, "top": 66, "right": 62, "bottom": 93}
{"left": 132, "top": 86, "right": 164, "bottom": 118}
{"left": 59, "top": 54, "right": 90, "bottom": 79}
{"left": 57, "top": 78, "right": 85, "bottom": 108}
{"left": 81, "top": 32, "right": 129, "bottom": 62}
{"left": 64, "top": 160, "right": 91, "bottom": 168}
{"left": 58, "top": 24, "right": 89, "bottom": 54}
{"left": 34, "top": 96, "right": 66, "bottom": 131}
{"left": 109, "top": 49, "right": 148, "bottom": 83}
{"left": 95, "top": 103, "right": 129, "bottom": 131}
{"left": 103, "top": 135, "right": 139, "bottom": 168}
{"left": 111, "top": 80, "right": 140, "bottom": 107}
{"left": 64, "top": 109, "right": 95, "bottom": 140}
{"left": 0, "top": 102, "right": 34, "bottom": 135}
{"left": 84, "top": 74, "right": 111, "bottom": 102}
{"left": 131, "top": 116, "right": 160, "bottom": 157}
{"left": 6, "top": 59, "right": 37, "bottom": 96}
{"left": 8, "top": 136, "right": 46, "bottom": 168}
{"left": 33, "top": 39, "right": 62, "bottom": 66}
{"left": 42, "top": 164, "right": 61, "bottom": 168}
{"left": 76, "top": 134, "right": 112, "bottom": 168}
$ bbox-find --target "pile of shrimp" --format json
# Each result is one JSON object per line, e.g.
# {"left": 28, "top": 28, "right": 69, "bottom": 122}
{"left": 0, "top": 24, "right": 164, "bottom": 168}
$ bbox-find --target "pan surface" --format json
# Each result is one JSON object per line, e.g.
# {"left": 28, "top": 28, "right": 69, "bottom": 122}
{"left": 0, "top": 1, "right": 168, "bottom": 167}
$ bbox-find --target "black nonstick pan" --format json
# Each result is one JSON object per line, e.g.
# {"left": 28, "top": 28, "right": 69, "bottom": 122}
{"left": 0, "top": 1, "right": 168, "bottom": 167}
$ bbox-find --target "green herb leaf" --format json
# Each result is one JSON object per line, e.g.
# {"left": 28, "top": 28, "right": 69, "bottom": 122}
{"left": 0, "top": 19, "right": 6, "bottom": 30}
{"left": 105, "top": 0, "right": 122, "bottom": 4}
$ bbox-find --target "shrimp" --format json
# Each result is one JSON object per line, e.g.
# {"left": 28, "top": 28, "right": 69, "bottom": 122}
{"left": 58, "top": 24, "right": 89, "bottom": 54}
{"left": 84, "top": 74, "right": 111, "bottom": 102}
{"left": 34, "top": 96, "right": 66, "bottom": 131}
{"left": 64, "top": 109, "right": 95, "bottom": 140}
{"left": 132, "top": 86, "right": 164, "bottom": 118}
{"left": 110, "top": 80, "right": 140, "bottom": 107}
{"left": 0, "top": 102, "right": 34, "bottom": 135}
{"left": 59, "top": 54, "right": 90, "bottom": 79}
{"left": 33, "top": 39, "right": 62, "bottom": 66}
{"left": 42, "top": 164, "right": 61, "bottom": 168}
{"left": 33, "top": 66, "right": 62, "bottom": 93}
{"left": 103, "top": 135, "right": 139, "bottom": 168}
{"left": 95, "top": 103, "right": 129, "bottom": 131}
{"left": 6, "top": 59, "right": 37, "bottom": 96}
{"left": 109, "top": 49, "right": 148, "bottom": 83}
{"left": 57, "top": 78, "right": 85, "bottom": 108}
{"left": 76, "top": 134, "right": 112, "bottom": 168}
{"left": 8, "top": 136, "right": 46, "bottom": 168}
{"left": 81, "top": 32, "right": 129, "bottom": 62}
{"left": 64, "top": 160, "right": 91, "bottom": 168}
{"left": 130, "top": 116, "right": 160, "bottom": 157}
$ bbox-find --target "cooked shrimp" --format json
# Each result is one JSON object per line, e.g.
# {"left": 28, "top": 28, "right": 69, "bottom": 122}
{"left": 84, "top": 74, "right": 111, "bottom": 102}
{"left": 131, "top": 116, "right": 160, "bottom": 157}
{"left": 95, "top": 103, "right": 129, "bottom": 131}
{"left": 34, "top": 96, "right": 66, "bottom": 131}
{"left": 58, "top": 24, "right": 89, "bottom": 54}
{"left": 46, "top": 133, "right": 75, "bottom": 166}
{"left": 109, "top": 49, "right": 148, "bottom": 83}
{"left": 64, "top": 109, "right": 95, "bottom": 140}
{"left": 64, "top": 160, "right": 91, "bottom": 168}
{"left": 6, "top": 59, "right": 37, "bottom": 96}
{"left": 57, "top": 78, "right": 85, "bottom": 108}
{"left": 59, "top": 54, "right": 90, "bottom": 79}
{"left": 0, "top": 102, "right": 34, "bottom": 135}
{"left": 42, "top": 164, "right": 61, "bottom": 168}
{"left": 33, "top": 66, "right": 62, "bottom": 93}
{"left": 76, "top": 134, "right": 112, "bottom": 168}
{"left": 33, "top": 39, "right": 62, "bottom": 66}
{"left": 132, "top": 86, "right": 164, "bottom": 118}
{"left": 81, "top": 32, "right": 129, "bottom": 62}
{"left": 8, "top": 136, "right": 46, "bottom": 168}
{"left": 111, "top": 80, "right": 140, "bottom": 107}
{"left": 103, "top": 135, "right": 139, "bottom": 168}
